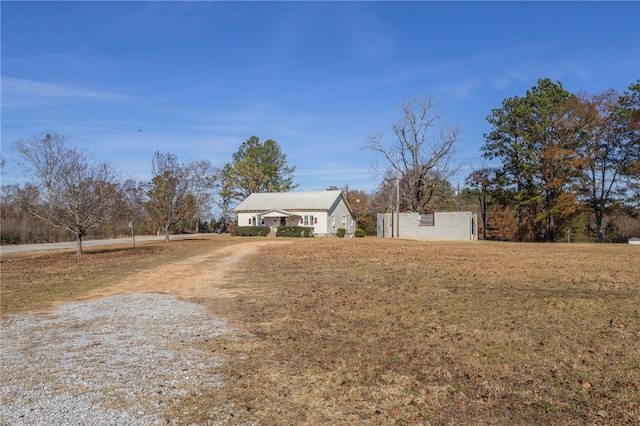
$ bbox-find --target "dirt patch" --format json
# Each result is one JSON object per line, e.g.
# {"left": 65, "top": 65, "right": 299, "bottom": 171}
{"left": 0, "top": 236, "right": 288, "bottom": 314}
{"left": 73, "top": 240, "right": 287, "bottom": 302}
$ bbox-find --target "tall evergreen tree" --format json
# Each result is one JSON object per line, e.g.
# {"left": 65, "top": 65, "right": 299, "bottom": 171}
{"left": 222, "top": 136, "right": 297, "bottom": 201}
{"left": 483, "top": 78, "right": 580, "bottom": 241}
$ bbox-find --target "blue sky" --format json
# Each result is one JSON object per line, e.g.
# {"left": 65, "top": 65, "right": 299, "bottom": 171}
{"left": 2, "top": 1, "right": 638, "bottom": 193}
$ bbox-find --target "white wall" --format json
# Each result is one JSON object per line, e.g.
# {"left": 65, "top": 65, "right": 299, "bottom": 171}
{"left": 295, "top": 211, "right": 325, "bottom": 235}
{"left": 378, "top": 212, "right": 477, "bottom": 241}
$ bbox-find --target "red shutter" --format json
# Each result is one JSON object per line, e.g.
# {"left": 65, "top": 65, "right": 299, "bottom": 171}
{"left": 248, "top": 218, "right": 252, "bottom": 225}
{"left": 314, "top": 217, "right": 318, "bottom": 224}
{"left": 300, "top": 217, "right": 303, "bottom": 224}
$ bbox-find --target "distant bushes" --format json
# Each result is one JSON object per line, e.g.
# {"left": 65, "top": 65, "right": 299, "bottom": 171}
{"left": 233, "top": 226, "right": 271, "bottom": 237}
{"left": 336, "top": 228, "right": 347, "bottom": 238}
{"left": 276, "top": 226, "right": 314, "bottom": 238}
{"left": 355, "top": 228, "right": 366, "bottom": 238}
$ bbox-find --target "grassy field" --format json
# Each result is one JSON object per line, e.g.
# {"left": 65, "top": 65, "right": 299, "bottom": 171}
{"left": 2, "top": 236, "right": 639, "bottom": 425}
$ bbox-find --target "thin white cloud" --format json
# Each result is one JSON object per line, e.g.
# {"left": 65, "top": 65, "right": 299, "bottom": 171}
{"left": 442, "top": 76, "right": 484, "bottom": 100}
{"left": 1, "top": 77, "right": 127, "bottom": 103}
{"left": 294, "top": 162, "right": 376, "bottom": 191}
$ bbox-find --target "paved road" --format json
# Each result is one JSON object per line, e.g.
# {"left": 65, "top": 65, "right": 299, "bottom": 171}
{"left": 0, "top": 234, "right": 214, "bottom": 255}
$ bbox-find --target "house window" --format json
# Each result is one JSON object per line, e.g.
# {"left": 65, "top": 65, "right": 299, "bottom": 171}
{"left": 304, "top": 215, "right": 315, "bottom": 226}
{"left": 331, "top": 215, "right": 335, "bottom": 227}
{"left": 342, "top": 216, "right": 347, "bottom": 225}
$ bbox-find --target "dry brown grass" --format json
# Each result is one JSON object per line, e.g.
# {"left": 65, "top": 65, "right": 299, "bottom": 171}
{"left": 198, "top": 239, "right": 640, "bottom": 425}
{"left": 2, "top": 237, "right": 639, "bottom": 425}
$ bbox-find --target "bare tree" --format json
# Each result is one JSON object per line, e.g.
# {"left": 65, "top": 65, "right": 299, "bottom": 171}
{"left": 185, "top": 160, "right": 219, "bottom": 233}
{"left": 144, "top": 152, "right": 192, "bottom": 242}
{"left": 116, "top": 178, "right": 150, "bottom": 243}
{"left": 465, "top": 167, "right": 495, "bottom": 240}
{"left": 16, "top": 133, "right": 120, "bottom": 254}
{"left": 364, "top": 96, "right": 459, "bottom": 213}
{"left": 216, "top": 174, "right": 234, "bottom": 233}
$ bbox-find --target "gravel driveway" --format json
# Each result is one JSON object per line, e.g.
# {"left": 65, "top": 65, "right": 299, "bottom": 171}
{"left": 1, "top": 241, "right": 279, "bottom": 425}
{"left": 1, "top": 294, "right": 233, "bottom": 425}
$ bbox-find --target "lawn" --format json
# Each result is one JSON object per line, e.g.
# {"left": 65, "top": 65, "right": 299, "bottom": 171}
{"left": 2, "top": 237, "right": 639, "bottom": 425}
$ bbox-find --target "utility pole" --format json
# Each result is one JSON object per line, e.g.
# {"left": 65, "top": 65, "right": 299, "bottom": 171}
{"left": 395, "top": 153, "right": 400, "bottom": 238}
{"left": 129, "top": 221, "right": 136, "bottom": 247}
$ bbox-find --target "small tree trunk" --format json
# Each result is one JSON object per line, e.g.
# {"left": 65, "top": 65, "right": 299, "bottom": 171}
{"left": 481, "top": 193, "right": 487, "bottom": 240}
{"left": 130, "top": 221, "right": 136, "bottom": 248}
{"left": 546, "top": 193, "right": 554, "bottom": 242}
{"left": 164, "top": 224, "right": 170, "bottom": 242}
{"left": 76, "top": 233, "right": 83, "bottom": 255}
{"left": 595, "top": 213, "right": 604, "bottom": 243}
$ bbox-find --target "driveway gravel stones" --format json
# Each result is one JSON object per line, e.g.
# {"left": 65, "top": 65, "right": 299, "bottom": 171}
{"left": 1, "top": 293, "right": 232, "bottom": 425}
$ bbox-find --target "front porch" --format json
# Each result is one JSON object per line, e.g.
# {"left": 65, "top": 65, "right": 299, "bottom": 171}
{"left": 258, "top": 210, "right": 301, "bottom": 234}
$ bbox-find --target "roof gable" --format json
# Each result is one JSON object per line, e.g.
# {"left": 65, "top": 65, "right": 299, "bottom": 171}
{"left": 235, "top": 190, "right": 352, "bottom": 213}
{"left": 261, "top": 209, "right": 296, "bottom": 217}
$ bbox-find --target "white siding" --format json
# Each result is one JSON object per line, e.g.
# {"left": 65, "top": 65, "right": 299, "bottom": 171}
{"left": 327, "top": 198, "right": 356, "bottom": 237}
{"left": 234, "top": 190, "right": 356, "bottom": 237}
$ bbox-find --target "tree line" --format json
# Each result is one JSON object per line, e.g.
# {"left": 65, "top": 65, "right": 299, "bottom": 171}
{"left": 355, "top": 79, "right": 638, "bottom": 243}
{"left": 1, "top": 77, "right": 638, "bottom": 250}
{"left": 350, "top": 79, "right": 638, "bottom": 243}
{"left": 469, "top": 78, "right": 639, "bottom": 242}
{"left": 1, "top": 135, "right": 296, "bottom": 253}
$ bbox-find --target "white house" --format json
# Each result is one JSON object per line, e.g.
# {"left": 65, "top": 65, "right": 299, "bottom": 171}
{"left": 234, "top": 190, "right": 357, "bottom": 237}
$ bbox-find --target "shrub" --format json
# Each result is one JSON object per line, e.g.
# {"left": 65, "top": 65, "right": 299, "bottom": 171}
{"left": 336, "top": 228, "right": 346, "bottom": 238}
{"left": 233, "top": 226, "right": 271, "bottom": 237}
{"left": 355, "top": 228, "right": 366, "bottom": 238}
{"left": 364, "top": 222, "right": 377, "bottom": 236}
{"left": 276, "top": 226, "right": 314, "bottom": 238}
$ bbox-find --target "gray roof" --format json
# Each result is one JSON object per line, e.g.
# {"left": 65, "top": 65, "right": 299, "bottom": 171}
{"left": 235, "top": 190, "right": 349, "bottom": 212}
